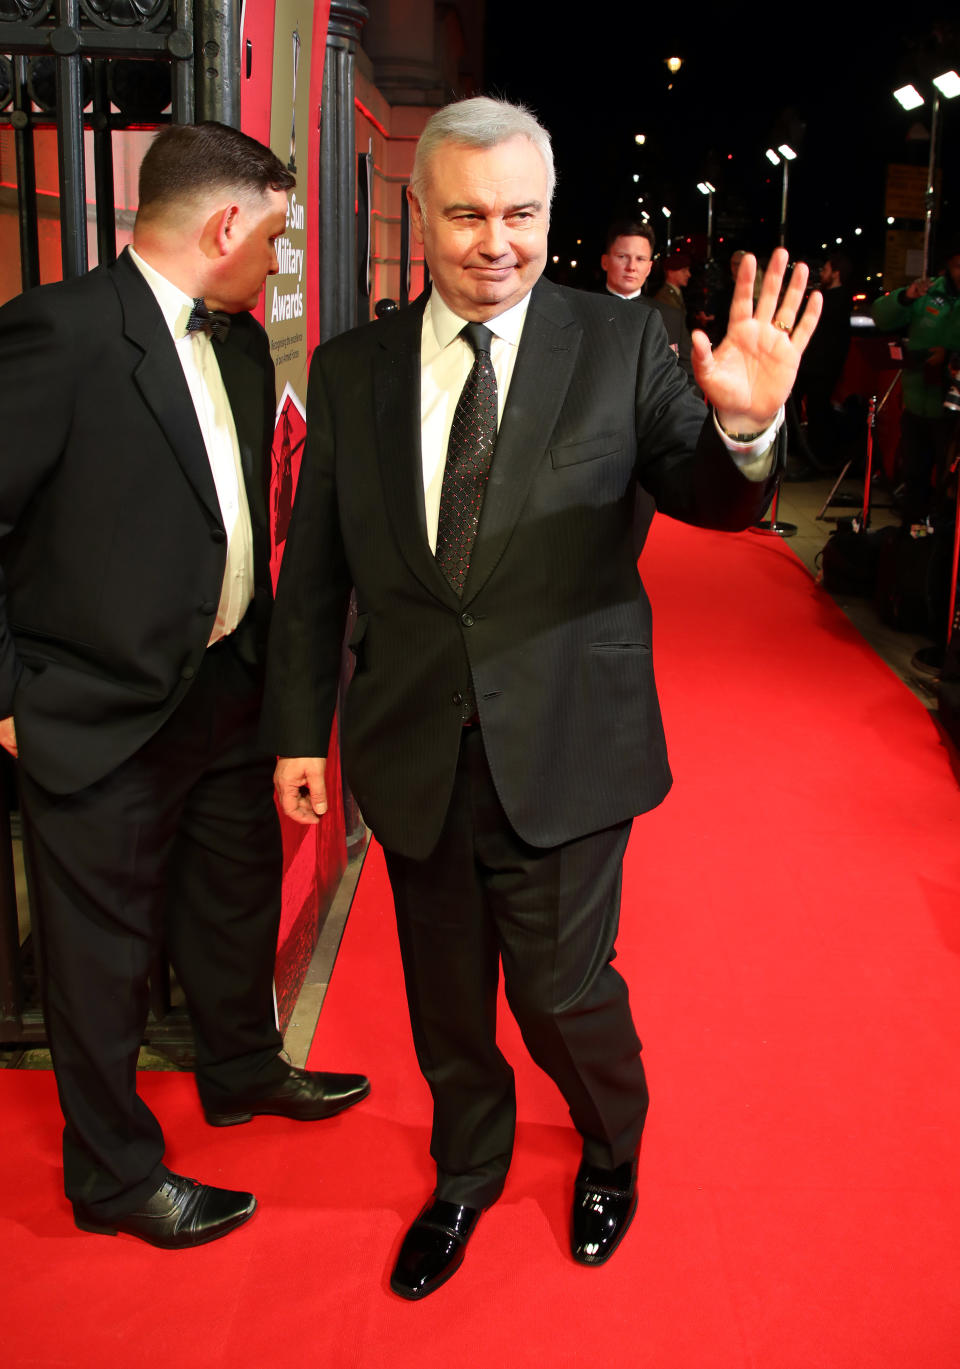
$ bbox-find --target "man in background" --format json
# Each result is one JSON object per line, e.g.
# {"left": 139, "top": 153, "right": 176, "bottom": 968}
{"left": 872, "top": 248, "right": 960, "bottom": 524}
{"left": 651, "top": 249, "right": 697, "bottom": 387}
{"left": 600, "top": 219, "right": 656, "bottom": 299}
{"left": 0, "top": 122, "right": 368, "bottom": 1250}
{"left": 790, "top": 252, "right": 852, "bottom": 473}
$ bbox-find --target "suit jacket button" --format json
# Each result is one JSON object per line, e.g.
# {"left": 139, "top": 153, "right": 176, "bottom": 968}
{"left": 452, "top": 691, "right": 463, "bottom": 706}
{"left": 211, "top": 529, "right": 226, "bottom": 543}
{"left": 200, "top": 602, "right": 216, "bottom": 615}
{"left": 460, "top": 612, "right": 475, "bottom": 627}
{"left": 181, "top": 665, "right": 196, "bottom": 680}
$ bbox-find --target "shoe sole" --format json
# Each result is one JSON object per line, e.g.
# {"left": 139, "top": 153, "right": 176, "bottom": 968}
{"left": 204, "top": 1080, "right": 372, "bottom": 1127}
{"left": 73, "top": 1202, "right": 256, "bottom": 1249}
{"left": 571, "top": 1189, "right": 639, "bottom": 1267}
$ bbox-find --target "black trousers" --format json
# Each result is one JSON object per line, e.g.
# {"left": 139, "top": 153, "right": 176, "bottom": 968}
{"left": 384, "top": 726, "right": 649, "bottom": 1209}
{"left": 20, "top": 634, "right": 285, "bottom": 1218}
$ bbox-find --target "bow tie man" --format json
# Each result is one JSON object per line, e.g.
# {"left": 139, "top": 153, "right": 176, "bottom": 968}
{"left": 0, "top": 120, "right": 370, "bottom": 1251}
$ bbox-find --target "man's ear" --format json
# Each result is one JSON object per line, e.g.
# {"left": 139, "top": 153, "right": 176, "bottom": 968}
{"left": 212, "top": 202, "right": 242, "bottom": 256}
{"left": 600, "top": 254, "right": 610, "bottom": 273}
{"left": 407, "top": 185, "right": 425, "bottom": 245}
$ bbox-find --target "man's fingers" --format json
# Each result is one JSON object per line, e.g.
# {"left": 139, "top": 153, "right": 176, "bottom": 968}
{"left": 774, "top": 259, "right": 810, "bottom": 328}
{"left": 754, "top": 247, "right": 789, "bottom": 324}
{"left": 789, "top": 287, "right": 823, "bottom": 353}
{"left": 0, "top": 715, "right": 17, "bottom": 759}
{"left": 274, "top": 757, "right": 327, "bottom": 825}
{"left": 728, "top": 252, "right": 758, "bottom": 326}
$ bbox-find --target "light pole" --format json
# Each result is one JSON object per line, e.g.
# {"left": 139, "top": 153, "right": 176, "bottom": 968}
{"left": 697, "top": 181, "right": 715, "bottom": 258}
{"left": 893, "top": 71, "right": 960, "bottom": 275}
{"left": 765, "top": 143, "right": 796, "bottom": 247}
{"left": 661, "top": 205, "right": 672, "bottom": 253}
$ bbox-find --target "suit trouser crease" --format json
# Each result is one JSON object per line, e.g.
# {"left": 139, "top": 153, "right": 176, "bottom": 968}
{"left": 20, "top": 638, "right": 284, "bottom": 1216}
{"left": 384, "top": 726, "right": 649, "bottom": 1209}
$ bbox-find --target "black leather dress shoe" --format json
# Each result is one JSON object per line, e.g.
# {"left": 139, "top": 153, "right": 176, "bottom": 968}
{"left": 571, "top": 1153, "right": 639, "bottom": 1266}
{"left": 203, "top": 1065, "right": 370, "bottom": 1126}
{"left": 72, "top": 1172, "right": 256, "bottom": 1249}
{"left": 390, "top": 1199, "right": 481, "bottom": 1300}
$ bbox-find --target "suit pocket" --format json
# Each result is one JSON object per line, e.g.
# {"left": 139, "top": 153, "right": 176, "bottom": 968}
{"left": 550, "top": 433, "right": 623, "bottom": 469}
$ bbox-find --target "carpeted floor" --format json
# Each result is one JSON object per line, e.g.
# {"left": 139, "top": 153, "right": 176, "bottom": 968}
{"left": 4, "top": 516, "right": 960, "bottom": 1368}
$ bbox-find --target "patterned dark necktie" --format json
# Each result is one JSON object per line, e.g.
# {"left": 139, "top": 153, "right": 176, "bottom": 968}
{"left": 435, "top": 322, "right": 498, "bottom": 596}
{"left": 186, "top": 297, "right": 231, "bottom": 343}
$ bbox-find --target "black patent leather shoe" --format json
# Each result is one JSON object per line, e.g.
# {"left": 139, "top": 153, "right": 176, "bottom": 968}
{"left": 73, "top": 1172, "right": 256, "bottom": 1249}
{"left": 571, "top": 1152, "right": 639, "bottom": 1266}
{"left": 203, "top": 1065, "right": 371, "bottom": 1126}
{"left": 390, "top": 1199, "right": 481, "bottom": 1300}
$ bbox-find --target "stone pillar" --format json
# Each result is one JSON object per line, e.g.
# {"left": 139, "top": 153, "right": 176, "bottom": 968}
{"left": 319, "top": 0, "right": 368, "bottom": 343}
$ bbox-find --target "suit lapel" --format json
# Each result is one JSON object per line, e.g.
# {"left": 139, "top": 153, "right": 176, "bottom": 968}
{"left": 463, "top": 279, "right": 581, "bottom": 599}
{"left": 110, "top": 251, "right": 222, "bottom": 525}
{"left": 374, "top": 297, "right": 461, "bottom": 605}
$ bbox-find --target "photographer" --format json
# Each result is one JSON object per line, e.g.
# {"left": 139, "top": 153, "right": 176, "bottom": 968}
{"left": 872, "top": 246, "right": 960, "bottom": 526}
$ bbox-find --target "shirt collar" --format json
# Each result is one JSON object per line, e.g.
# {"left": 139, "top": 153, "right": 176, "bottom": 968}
{"left": 607, "top": 286, "right": 644, "bottom": 300}
{"left": 426, "top": 286, "right": 532, "bottom": 351}
{"left": 128, "top": 246, "right": 198, "bottom": 340}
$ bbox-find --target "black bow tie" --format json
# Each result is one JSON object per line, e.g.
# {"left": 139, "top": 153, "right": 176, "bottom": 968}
{"left": 186, "top": 298, "right": 230, "bottom": 342}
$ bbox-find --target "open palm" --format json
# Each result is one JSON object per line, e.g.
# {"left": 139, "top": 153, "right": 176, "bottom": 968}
{"left": 692, "top": 248, "right": 822, "bottom": 435}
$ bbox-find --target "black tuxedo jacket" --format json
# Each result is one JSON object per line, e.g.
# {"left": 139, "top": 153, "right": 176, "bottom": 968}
{"left": 262, "top": 278, "right": 781, "bottom": 859}
{"left": 0, "top": 249, "right": 275, "bottom": 794}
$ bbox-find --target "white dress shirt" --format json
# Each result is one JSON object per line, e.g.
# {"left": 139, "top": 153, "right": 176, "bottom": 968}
{"left": 129, "top": 248, "right": 254, "bottom": 645}
{"left": 420, "top": 287, "right": 779, "bottom": 538}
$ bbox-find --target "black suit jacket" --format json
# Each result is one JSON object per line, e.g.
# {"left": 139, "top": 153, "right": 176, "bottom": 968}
{"left": 0, "top": 249, "right": 276, "bottom": 794}
{"left": 261, "top": 278, "right": 781, "bottom": 859}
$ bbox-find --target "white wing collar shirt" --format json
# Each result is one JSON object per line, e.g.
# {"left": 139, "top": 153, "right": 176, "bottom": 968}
{"left": 129, "top": 246, "right": 254, "bottom": 646}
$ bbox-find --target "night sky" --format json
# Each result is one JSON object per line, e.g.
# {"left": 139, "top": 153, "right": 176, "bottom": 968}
{"left": 483, "top": 5, "right": 960, "bottom": 289}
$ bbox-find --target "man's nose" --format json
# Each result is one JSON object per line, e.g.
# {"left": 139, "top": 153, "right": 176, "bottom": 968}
{"left": 478, "top": 218, "right": 508, "bottom": 258}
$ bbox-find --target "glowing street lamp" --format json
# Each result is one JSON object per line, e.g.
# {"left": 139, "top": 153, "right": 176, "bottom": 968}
{"left": 891, "top": 71, "right": 960, "bottom": 272}
{"left": 933, "top": 70, "right": 960, "bottom": 99}
{"left": 697, "top": 180, "right": 716, "bottom": 256}
{"left": 662, "top": 205, "right": 672, "bottom": 252}
{"left": 765, "top": 146, "right": 796, "bottom": 246}
{"left": 893, "top": 83, "right": 924, "bottom": 110}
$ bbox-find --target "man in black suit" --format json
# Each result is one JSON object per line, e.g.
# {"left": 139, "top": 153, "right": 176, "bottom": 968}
{"left": 600, "top": 219, "right": 656, "bottom": 299}
{"left": 261, "top": 98, "right": 819, "bottom": 1299}
{"left": 0, "top": 122, "right": 368, "bottom": 1250}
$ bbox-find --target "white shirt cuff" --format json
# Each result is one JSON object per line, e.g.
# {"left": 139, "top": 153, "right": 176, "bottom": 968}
{"left": 712, "top": 406, "right": 784, "bottom": 481}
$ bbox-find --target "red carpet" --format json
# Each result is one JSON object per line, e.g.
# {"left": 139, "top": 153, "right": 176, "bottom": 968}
{"left": 5, "top": 518, "right": 960, "bottom": 1367}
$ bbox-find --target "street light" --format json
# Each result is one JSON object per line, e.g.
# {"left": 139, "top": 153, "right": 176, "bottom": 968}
{"left": 765, "top": 145, "right": 795, "bottom": 246}
{"left": 662, "top": 205, "right": 672, "bottom": 252}
{"left": 697, "top": 180, "right": 716, "bottom": 257}
{"left": 893, "top": 83, "right": 924, "bottom": 110}
{"left": 892, "top": 70, "right": 960, "bottom": 273}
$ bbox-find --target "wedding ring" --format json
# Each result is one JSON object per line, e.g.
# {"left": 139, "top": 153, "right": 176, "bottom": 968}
{"left": 774, "top": 319, "right": 791, "bottom": 331}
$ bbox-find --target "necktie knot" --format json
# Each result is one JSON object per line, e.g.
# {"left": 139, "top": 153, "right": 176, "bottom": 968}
{"left": 463, "top": 321, "right": 494, "bottom": 357}
{"left": 186, "top": 298, "right": 231, "bottom": 343}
